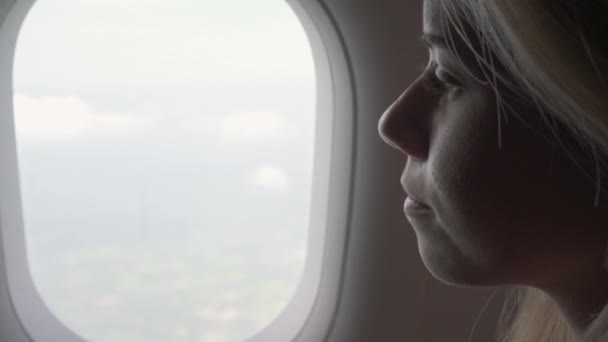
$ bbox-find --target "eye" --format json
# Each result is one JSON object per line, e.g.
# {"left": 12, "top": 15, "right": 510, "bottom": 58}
{"left": 418, "top": 63, "right": 462, "bottom": 99}
{"left": 422, "top": 72, "right": 448, "bottom": 95}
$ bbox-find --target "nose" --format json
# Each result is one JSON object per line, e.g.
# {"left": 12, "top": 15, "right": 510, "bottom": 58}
{"left": 378, "top": 74, "right": 434, "bottom": 160}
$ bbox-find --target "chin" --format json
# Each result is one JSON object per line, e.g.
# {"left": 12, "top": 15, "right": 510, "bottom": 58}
{"left": 417, "top": 239, "right": 500, "bottom": 288}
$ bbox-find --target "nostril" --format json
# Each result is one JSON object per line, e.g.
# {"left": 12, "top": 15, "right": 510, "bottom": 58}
{"left": 380, "top": 116, "right": 429, "bottom": 159}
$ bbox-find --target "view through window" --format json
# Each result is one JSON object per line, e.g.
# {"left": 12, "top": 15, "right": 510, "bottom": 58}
{"left": 13, "top": 1, "right": 316, "bottom": 341}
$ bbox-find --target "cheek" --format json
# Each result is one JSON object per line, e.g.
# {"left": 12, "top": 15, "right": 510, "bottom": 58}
{"left": 431, "top": 95, "right": 505, "bottom": 221}
{"left": 430, "top": 105, "right": 503, "bottom": 256}
{"left": 427, "top": 95, "right": 557, "bottom": 266}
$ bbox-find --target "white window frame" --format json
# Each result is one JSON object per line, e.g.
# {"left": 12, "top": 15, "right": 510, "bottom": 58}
{"left": 0, "top": 0, "right": 355, "bottom": 341}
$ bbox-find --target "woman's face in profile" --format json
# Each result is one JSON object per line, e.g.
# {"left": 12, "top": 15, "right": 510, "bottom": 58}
{"left": 378, "top": 0, "right": 608, "bottom": 289}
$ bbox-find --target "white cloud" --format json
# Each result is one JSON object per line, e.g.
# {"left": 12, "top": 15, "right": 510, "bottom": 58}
{"left": 94, "top": 293, "right": 122, "bottom": 309}
{"left": 13, "top": 94, "right": 143, "bottom": 142}
{"left": 249, "top": 165, "right": 289, "bottom": 191}
{"left": 174, "top": 326, "right": 190, "bottom": 339}
{"left": 195, "top": 306, "right": 242, "bottom": 322}
{"left": 177, "top": 115, "right": 217, "bottom": 137}
{"left": 219, "top": 112, "right": 288, "bottom": 143}
{"left": 198, "top": 332, "right": 229, "bottom": 342}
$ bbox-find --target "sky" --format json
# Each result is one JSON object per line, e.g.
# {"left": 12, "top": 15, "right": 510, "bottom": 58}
{"left": 13, "top": 0, "right": 316, "bottom": 341}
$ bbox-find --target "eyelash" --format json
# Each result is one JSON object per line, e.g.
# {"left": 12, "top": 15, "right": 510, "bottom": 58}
{"left": 418, "top": 64, "right": 461, "bottom": 99}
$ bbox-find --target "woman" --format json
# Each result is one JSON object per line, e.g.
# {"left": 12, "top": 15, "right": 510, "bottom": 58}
{"left": 378, "top": 1, "right": 608, "bottom": 341}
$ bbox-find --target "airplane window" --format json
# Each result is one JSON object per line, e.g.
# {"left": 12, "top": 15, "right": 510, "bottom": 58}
{"left": 13, "top": 1, "right": 315, "bottom": 341}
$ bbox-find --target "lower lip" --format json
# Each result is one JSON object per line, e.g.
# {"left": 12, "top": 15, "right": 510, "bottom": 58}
{"left": 404, "top": 196, "right": 433, "bottom": 216}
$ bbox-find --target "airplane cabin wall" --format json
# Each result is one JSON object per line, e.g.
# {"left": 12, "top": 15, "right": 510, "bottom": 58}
{"left": 0, "top": 0, "right": 36, "bottom": 340}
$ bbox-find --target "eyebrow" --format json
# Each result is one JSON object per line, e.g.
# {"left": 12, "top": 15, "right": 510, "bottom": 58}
{"left": 421, "top": 33, "right": 447, "bottom": 49}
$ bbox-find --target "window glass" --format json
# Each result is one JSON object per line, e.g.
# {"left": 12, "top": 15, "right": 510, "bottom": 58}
{"left": 13, "top": 1, "right": 315, "bottom": 341}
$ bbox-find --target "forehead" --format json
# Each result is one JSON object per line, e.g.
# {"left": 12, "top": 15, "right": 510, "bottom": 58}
{"left": 423, "top": 0, "right": 442, "bottom": 34}
{"left": 421, "top": 0, "right": 479, "bottom": 55}
{"left": 420, "top": 0, "right": 494, "bottom": 80}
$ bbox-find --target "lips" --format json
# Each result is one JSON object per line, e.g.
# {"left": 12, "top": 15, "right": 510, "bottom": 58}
{"left": 401, "top": 163, "right": 432, "bottom": 209}
{"left": 405, "top": 193, "right": 431, "bottom": 208}
{"left": 403, "top": 188, "right": 434, "bottom": 216}
{"left": 404, "top": 196, "right": 433, "bottom": 216}
{"left": 402, "top": 179, "right": 431, "bottom": 208}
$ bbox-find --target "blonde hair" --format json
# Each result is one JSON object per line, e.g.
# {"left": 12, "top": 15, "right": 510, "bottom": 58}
{"left": 436, "top": 1, "right": 608, "bottom": 341}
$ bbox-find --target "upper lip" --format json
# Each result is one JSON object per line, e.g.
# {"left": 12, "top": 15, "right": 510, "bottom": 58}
{"left": 401, "top": 172, "right": 431, "bottom": 208}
